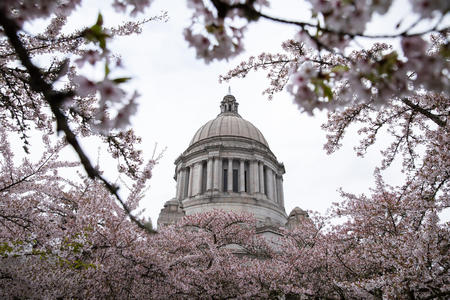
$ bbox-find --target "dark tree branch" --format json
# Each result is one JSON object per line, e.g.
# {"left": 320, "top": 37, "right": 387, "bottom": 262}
{"left": 401, "top": 98, "right": 446, "bottom": 128}
{"left": 214, "top": 1, "right": 448, "bottom": 39}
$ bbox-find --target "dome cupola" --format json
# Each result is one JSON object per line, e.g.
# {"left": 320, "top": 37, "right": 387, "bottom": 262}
{"left": 220, "top": 94, "right": 239, "bottom": 115}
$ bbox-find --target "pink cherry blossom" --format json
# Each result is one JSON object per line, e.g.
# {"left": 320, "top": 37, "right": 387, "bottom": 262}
{"left": 73, "top": 75, "right": 97, "bottom": 97}
{"left": 75, "top": 49, "right": 102, "bottom": 67}
{"left": 401, "top": 36, "right": 428, "bottom": 59}
{"left": 98, "top": 79, "right": 126, "bottom": 103}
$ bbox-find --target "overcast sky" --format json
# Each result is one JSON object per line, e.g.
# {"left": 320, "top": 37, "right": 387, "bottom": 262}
{"left": 41, "top": 1, "right": 420, "bottom": 225}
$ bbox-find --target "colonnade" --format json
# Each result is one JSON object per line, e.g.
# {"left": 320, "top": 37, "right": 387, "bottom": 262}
{"left": 176, "top": 157, "right": 284, "bottom": 207}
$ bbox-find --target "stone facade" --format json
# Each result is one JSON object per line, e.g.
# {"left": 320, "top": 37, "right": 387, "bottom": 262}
{"left": 158, "top": 94, "right": 300, "bottom": 229}
{"left": 286, "top": 207, "right": 311, "bottom": 230}
{"left": 157, "top": 199, "right": 185, "bottom": 226}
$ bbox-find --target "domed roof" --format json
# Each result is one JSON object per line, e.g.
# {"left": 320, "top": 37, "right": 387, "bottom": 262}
{"left": 189, "top": 94, "right": 269, "bottom": 147}
{"left": 189, "top": 114, "right": 269, "bottom": 147}
{"left": 288, "top": 207, "right": 308, "bottom": 218}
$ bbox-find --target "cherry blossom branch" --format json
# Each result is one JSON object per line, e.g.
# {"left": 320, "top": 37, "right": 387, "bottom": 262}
{"left": 0, "top": 9, "right": 155, "bottom": 235}
{"left": 401, "top": 98, "right": 446, "bottom": 128}
{"left": 220, "top": 58, "right": 292, "bottom": 80}
{"left": 0, "top": 33, "right": 84, "bottom": 59}
{"left": 214, "top": 1, "right": 448, "bottom": 39}
{"left": 256, "top": 11, "right": 448, "bottom": 39}
{"left": 0, "top": 152, "right": 55, "bottom": 193}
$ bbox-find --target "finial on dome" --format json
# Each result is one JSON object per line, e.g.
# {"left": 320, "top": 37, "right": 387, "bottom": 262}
{"left": 220, "top": 91, "right": 239, "bottom": 115}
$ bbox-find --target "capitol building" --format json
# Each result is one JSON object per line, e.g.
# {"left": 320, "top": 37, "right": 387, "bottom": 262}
{"left": 157, "top": 93, "right": 307, "bottom": 232}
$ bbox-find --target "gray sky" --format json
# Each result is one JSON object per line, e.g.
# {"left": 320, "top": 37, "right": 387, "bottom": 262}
{"left": 39, "top": 1, "right": 414, "bottom": 225}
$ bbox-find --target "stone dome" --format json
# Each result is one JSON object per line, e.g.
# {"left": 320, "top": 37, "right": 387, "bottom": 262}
{"left": 189, "top": 114, "right": 269, "bottom": 147}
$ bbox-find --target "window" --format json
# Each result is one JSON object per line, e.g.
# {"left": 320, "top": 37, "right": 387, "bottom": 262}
{"left": 244, "top": 170, "right": 248, "bottom": 193}
{"left": 201, "top": 161, "right": 207, "bottom": 193}
{"left": 232, "top": 169, "right": 238, "bottom": 192}
{"left": 223, "top": 169, "right": 228, "bottom": 191}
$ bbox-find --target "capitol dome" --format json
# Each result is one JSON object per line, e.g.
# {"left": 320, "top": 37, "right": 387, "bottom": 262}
{"left": 189, "top": 95, "right": 269, "bottom": 147}
{"left": 158, "top": 93, "right": 288, "bottom": 229}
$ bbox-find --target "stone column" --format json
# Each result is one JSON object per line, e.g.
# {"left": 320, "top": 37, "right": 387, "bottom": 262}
{"left": 196, "top": 162, "right": 203, "bottom": 195}
{"left": 250, "top": 161, "right": 258, "bottom": 194}
{"left": 227, "top": 159, "right": 233, "bottom": 192}
{"left": 180, "top": 169, "right": 186, "bottom": 199}
{"left": 239, "top": 160, "right": 245, "bottom": 192}
{"left": 272, "top": 171, "right": 278, "bottom": 203}
{"left": 176, "top": 169, "right": 182, "bottom": 200}
{"left": 187, "top": 166, "right": 193, "bottom": 197}
{"left": 266, "top": 168, "right": 274, "bottom": 201}
{"left": 213, "top": 158, "right": 221, "bottom": 191}
{"left": 275, "top": 175, "right": 280, "bottom": 204}
{"left": 191, "top": 164, "right": 198, "bottom": 196}
{"left": 278, "top": 176, "right": 285, "bottom": 207}
{"left": 259, "top": 162, "right": 265, "bottom": 195}
{"left": 206, "top": 158, "right": 213, "bottom": 191}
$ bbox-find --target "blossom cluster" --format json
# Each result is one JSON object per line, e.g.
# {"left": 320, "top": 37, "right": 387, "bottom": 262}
{"left": 0, "top": 0, "right": 82, "bottom": 26}
{"left": 0, "top": 1, "right": 160, "bottom": 136}
{"left": 0, "top": 0, "right": 155, "bottom": 25}
{"left": 208, "top": 0, "right": 449, "bottom": 114}
{"left": 184, "top": 0, "right": 269, "bottom": 63}
{"left": 0, "top": 1, "right": 167, "bottom": 180}
{"left": 227, "top": 34, "right": 448, "bottom": 114}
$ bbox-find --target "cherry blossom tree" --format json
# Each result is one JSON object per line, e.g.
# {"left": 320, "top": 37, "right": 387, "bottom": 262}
{"left": 183, "top": 1, "right": 449, "bottom": 298}
{"left": 0, "top": 2, "right": 175, "bottom": 296}
{"left": 0, "top": 125, "right": 154, "bottom": 298}
{"left": 148, "top": 210, "right": 281, "bottom": 298}
{"left": 0, "top": 0, "right": 168, "bottom": 231}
